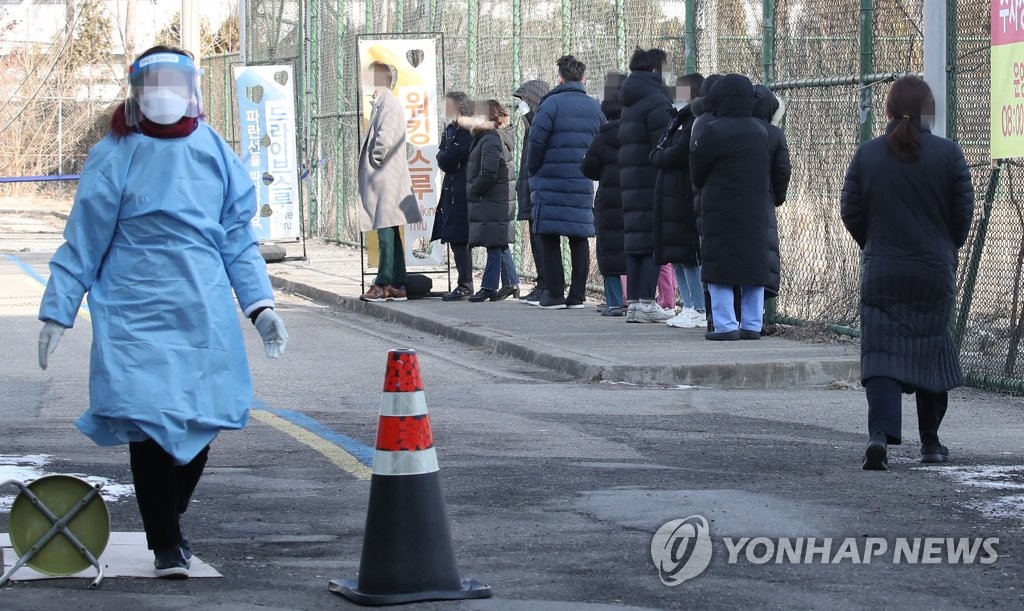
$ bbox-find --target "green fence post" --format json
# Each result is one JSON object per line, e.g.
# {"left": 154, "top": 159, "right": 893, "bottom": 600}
{"left": 468, "top": 0, "right": 478, "bottom": 97}
{"left": 309, "top": 0, "right": 320, "bottom": 240}
{"left": 762, "top": 0, "right": 775, "bottom": 84}
{"left": 561, "top": 0, "right": 571, "bottom": 55}
{"left": 298, "top": 0, "right": 315, "bottom": 236}
{"left": 954, "top": 162, "right": 1003, "bottom": 346}
{"left": 512, "top": 0, "right": 523, "bottom": 265}
{"left": 858, "top": 0, "right": 873, "bottom": 144}
{"left": 616, "top": 0, "right": 627, "bottom": 72}
{"left": 336, "top": 0, "right": 347, "bottom": 242}
{"left": 945, "top": 0, "right": 957, "bottom": 139}
{"left": 365, "top": 0, "right": 374, "bottom": 33}
{"left": 762, "top": 0, "right": 778, "bottom": 322}
{"left": 394, "top": 0, "right": 404, "bottom": 32}
{"left": 684, "top": 0, "right": 697, "bottom": 74}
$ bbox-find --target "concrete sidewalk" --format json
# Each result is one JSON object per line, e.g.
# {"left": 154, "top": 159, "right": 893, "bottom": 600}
{"left": 268, "top": 241, "right": 861, "bottom": 388}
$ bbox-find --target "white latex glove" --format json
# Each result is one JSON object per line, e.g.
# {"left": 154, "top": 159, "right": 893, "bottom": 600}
{"left": 254, "top": 309, "right": 288, "bottom": 359}
{"left": 38, "top": 321, "right": 66, "bottom": 370}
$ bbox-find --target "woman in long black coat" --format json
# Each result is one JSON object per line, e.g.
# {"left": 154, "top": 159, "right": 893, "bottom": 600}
{"left": 618, "top": 48, "right": 675, "bottom": 322}
{"left": 690, "top": 74, "right": 771, "bottom": 341}
{"left": 580, "top": 73, "right": 627, "bottom": 316}
{"left": 461, "top": 99, "right": 520, "bottom": 303}
{"left": 652, "top": 73, "right": 706, "bottom": 328}
{"left": 752, "top": 85, "right": 793, "bottom": 300}
{"left": 841, "top": 76, "right": 974, "bottom": 470}
{"left": 433, "top": 92, "right": 476, "bottom": 301}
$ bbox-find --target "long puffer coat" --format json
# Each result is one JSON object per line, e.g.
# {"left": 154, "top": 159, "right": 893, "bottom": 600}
{"left": 463, "top": 118, "right": 517, "bottom": 248}
{"left": 618, "top": 71, "right": 674, "bottom": 255}
{"left": 651, "top": 105, "right": 700, "bottom": 266}
{"left": 580, "top": 119, "right": 626, "bottom": 277}
{"left": 689, "top": 74, "right": 771, "bottom": 287}
{"left": 752, "top": 85, "right": 793, "bottom": 297}
{"left": 841, "top": 121, "right": 974, "bottom": 392}
{"left": 687, "top": 74, "right": 722, "bottom": 222}
{"left": 430, "top": 121, "right": 474, "bottom": 244}
{"left": 527, "top": 81, "right": 605, "bottom": 237}
{"left": 514, "top": 79, "right": 551, "bottom": 222}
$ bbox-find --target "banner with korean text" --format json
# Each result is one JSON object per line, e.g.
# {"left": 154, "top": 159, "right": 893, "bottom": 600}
{"left": 993, "top": 0, "right": 1024, "bottom": 159}
{"left": 357, "top": 37, "right": 446, "bottom": 267}
{"left": 233, "top": 65, "right": 302, "bottom": 241}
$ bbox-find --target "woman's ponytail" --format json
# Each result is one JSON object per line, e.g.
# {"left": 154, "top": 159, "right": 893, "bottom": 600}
{"left": 884, "top": 76, "right": 933, "bottom": 163}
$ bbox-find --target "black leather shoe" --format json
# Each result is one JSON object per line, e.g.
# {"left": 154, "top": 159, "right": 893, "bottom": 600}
{"left": 491, "top": 286, "right": 519, "bottom": 301}
{"left": 442, "top": 287, "right": 472, "bottom": 301}
{"left": 740, "top": 330, "right": 761, "bottom": 340}
{"left": 862, "top": 440, "right": 888, "bottom": 470}
{"left": 705, "top": 330, "right": 741, "bottom": 341}
{"left": 920, "top": 444, "right": 949, "bottom": 464}
{"left": 468, "top": 289, "right": 495, "bottom": 302}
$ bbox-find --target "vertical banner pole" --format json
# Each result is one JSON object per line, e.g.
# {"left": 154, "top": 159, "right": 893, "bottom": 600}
{"left": 923, "top": 0, "right": 948, "bottom": 138}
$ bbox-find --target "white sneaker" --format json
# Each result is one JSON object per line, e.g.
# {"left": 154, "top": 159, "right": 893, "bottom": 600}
{"left": 626, "top": 303, "right": 639, "bottom": 323}
{"left": 667, "top": 308, "right": 706, "bottom": 328}
{"left": 634, "top": 302, "right": 674, "bottom": 323}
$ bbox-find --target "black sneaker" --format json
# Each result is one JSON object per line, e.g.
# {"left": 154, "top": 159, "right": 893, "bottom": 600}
{"left": 442, "top": 287, "right": 472, "bottom": 301}
{"left": 539, "top": 292, "right": 567, "bottom": 310}
{"left": 154, "top": 546, "right": 190, "bottom": 579}
{"left": 920, "top": 444, "right": 949, "bottom": 464}
{"left": 180, "top": 528, "right": 193, "bottom": 566}
{"left": 740, "top": 329, "right": 761, "bottom": 340}
{"left": 521, "top": 287, "right": 543, "bottom": 306}
{"left": 862, "top": 439, "right": 888, "bottom": 471}
{"left": 565, "top": 299, "right": 586, "bottom": 310}
{"left": 705, "top": 330, "right": 741, "bottom": 341}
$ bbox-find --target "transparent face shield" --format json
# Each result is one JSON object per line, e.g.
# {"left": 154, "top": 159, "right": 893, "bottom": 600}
{"left": 125, "top": 53, "right": 203, "bottom": 126}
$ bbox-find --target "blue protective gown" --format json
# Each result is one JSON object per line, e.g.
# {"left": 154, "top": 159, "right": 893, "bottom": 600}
{"left": 40, "top": 123, "right": 274, "bottom": 465}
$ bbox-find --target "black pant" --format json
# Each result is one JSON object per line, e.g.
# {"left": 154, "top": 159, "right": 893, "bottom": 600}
{"left": 450, "top": 242, "right": 473, "bottom": 291}
{"left": 528, "top": 221, "right": 545, "bottom": 290}
{"left": 626, "top": 253, "right": 659, "bottom": 301}
{"left": 374, "top": 226, "right": 407, "bottom": 288}
{"left": 129, "top": 439, "right": 210, "bottom": 550}
{"left": 865, "top": 376, "right": 948, "bottom": 446}
{"left": 540, "top": 234, "right": 589, "bottom": 303}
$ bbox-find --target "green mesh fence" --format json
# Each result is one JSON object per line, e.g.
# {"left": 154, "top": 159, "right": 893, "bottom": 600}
{"left": 214, "top": 0, "right": 1023, "bottom": 393}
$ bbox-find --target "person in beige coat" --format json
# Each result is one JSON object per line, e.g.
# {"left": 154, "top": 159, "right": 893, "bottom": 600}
{"left": 359, "top": 61, "right": 423, "bottom": 302}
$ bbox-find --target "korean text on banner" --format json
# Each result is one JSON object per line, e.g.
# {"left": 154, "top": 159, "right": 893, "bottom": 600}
{"left": 992, "top": 0, "right": 1024, "bottom": 159}
{"left": 233, "top": 65, "right": 302, "bottom": 241}
{"left": 357, "top": 39, "right": 445, "bottom": 267}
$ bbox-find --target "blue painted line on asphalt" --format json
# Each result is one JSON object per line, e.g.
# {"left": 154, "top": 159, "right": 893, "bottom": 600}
{"left": 7, "top": 253, "right": 90, "bottom": 313}
{"left": 253, "top": 399, "right": 375, "bottom": 467}
{"left": 7, "top": 253, "right": 49, "bottom": 286}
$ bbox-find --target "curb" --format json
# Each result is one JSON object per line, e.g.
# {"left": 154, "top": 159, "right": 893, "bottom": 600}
{"left": 271, "top": 275, "right": 861, "bottom": 389}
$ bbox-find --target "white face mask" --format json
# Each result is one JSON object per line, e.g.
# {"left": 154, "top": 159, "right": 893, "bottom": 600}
{"left": 518, "top": 100, "right": 531, "bottom": 116}
{"left": 673, "top": 102, "right": 686, "bottom": 110}
{"left": 140, "top": 89, "right": 190, "bottom": 125}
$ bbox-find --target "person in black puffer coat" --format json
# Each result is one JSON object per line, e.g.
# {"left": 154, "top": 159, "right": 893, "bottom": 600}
{"left": 841, "top": 76, "right": 974, "bottom": 471}
{"left": 433, "top": 92, "right": 476, "bottom": 301}
{"left": 690, "top": 74, "right": 771, "bottom": 341}
{"left": 752, "top": 85, "right": 792, "bottom": 301}
{"left": 581, "top": 72, "right": 627, "bottom": 317}
{"left": 462, "top": 99, "right": 520, "bottom": 303}
{"left": 512, "top": 79, "right": 551, "bottom": 304}
{"left": 652, "top": 73, "right": 706, "bottom": 328}
{"left": 618, "top": 48, "right": 675, "bottom": 323}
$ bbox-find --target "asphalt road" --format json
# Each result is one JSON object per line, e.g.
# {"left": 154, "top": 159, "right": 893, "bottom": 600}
{"left": 1, "top": 252, "right": 1022, "bottom": 610}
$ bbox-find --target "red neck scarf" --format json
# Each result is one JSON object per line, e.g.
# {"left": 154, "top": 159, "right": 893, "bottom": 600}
{"left": 109, "top": 103, "right": 200, "bottom": 139}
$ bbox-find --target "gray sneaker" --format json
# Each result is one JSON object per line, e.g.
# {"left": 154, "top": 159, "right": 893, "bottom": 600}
{"left": 625, "top": 304, "right": 638, "bottom": 323}
{"left": 633, "top": 303, "right": 674, "bottom": 323}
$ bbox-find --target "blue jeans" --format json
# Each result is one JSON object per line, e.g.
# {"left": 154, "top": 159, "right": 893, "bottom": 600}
{"left": 673, "top": 264, "right": 704, "bottom": 312}
{"left": 603, "top": 276, "right": 624, "bottom": 309}
{"left": 708, "top": 284, "right": 764, "bottom": 333}
{"left": 481, "top": 246, "right": 519, "bottom": 290}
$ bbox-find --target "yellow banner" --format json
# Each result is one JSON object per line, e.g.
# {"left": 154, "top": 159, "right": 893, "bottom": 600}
{"left": 991, "top": 40, "right": 1024, "bottom": 159}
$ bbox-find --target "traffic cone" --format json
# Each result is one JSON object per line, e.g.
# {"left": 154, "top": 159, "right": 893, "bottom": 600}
{"left": 329, "top": 349, "right": 492, "bottom": 605}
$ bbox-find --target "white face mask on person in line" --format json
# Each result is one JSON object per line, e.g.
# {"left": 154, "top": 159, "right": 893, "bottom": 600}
{"left": 517, "top": 100, "right": 531, "bottom": 116}
{"left": 139, "top": 90, "right": 190, "bottom": 125}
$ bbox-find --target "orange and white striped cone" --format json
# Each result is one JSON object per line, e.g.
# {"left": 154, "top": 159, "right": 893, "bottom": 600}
{"left": 329, "top": 349, "right": 492, "bottom": 605}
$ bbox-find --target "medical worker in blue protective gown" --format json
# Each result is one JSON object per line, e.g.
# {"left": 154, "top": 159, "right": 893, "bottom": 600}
{"left": 36, "top": 46, "right": 288, "bottom": 579}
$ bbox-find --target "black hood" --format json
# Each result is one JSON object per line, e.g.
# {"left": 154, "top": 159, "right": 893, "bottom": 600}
{"left": 620, "top": 70, "right": 670, "bottom": 107}
{"left": 752, "top": 84, "right": 780, "bottom": 122}
{"left": 707, "top": 74, "right": 755, "bottom": 118}
{"left": 691, "top": 74, "right": 723, "bottom": 116}
{"left": 513, "top": 79, "right": 551, "bottom": 114}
